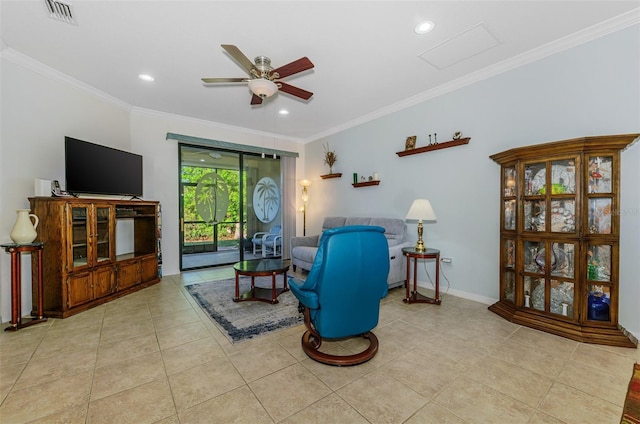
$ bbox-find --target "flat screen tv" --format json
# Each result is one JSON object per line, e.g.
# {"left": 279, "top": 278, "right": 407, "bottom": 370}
{"left": 65, "top": 137, "right": 143, "bottom": 197}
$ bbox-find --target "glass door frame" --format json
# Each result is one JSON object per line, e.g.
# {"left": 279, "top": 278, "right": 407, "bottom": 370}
{"left": 178, "top": 144, "right": 282, "bottom": 270}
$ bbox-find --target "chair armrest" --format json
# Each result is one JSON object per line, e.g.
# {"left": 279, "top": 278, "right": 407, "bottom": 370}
{"left": 263, "top": 234, "right": 282, "bottom": 244}
{"left": 252, "top": 231, "right": 270, "bottom": 240}
{"left": 288, "top": 277, "right": 320, "bottom": 309}
{"left": 290, "top": 235, "right": 319, "bottom": 249}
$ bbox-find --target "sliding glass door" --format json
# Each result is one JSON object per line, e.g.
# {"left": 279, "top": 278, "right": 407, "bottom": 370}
{"left": 179, "top": 144, "right": 281, "bottom": 270}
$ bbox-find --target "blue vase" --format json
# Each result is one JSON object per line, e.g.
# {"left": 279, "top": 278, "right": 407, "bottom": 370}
{"left": 587, "top": 293, "right": 610, "bottom": 321}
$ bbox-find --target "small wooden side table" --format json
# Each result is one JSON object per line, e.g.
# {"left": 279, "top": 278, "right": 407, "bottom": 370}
{"left": 233, "top": 259, "right": 290, "bottom": 304}
{"left": 1, "top": 242, "right": 47, "bottom": 331}
{"left": 402, "top": 247, "right": 441, "bottom": 305}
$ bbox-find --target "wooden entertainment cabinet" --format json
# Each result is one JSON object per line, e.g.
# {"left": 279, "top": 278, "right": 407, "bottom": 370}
{"left": 29, "top": 197, "right": 160, "bottom": 318}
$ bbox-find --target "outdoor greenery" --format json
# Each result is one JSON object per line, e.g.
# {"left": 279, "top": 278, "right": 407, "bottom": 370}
{"left": 181, "top": 166, "right": 244, "bottom": 245}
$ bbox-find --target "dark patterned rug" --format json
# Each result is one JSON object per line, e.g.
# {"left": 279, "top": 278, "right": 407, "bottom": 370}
{"left": 622, "top": 362, "right": 640, "bottom": 424}
{"left": 186, "top": 276, "right": 303, "bottom": 343}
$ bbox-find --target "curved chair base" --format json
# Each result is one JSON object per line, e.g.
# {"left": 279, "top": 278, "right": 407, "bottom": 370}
{"left": 301, "top": 330, "right": 379, "bottom": 366}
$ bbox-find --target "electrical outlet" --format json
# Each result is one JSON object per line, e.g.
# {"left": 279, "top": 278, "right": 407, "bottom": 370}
{"left": 441, "top": 257, "right": 453, "bottom": 263}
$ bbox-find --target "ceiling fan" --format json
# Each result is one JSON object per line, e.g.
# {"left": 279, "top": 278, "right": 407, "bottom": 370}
{"left": 201, "top": 44, "right": 315, "bottom": 105}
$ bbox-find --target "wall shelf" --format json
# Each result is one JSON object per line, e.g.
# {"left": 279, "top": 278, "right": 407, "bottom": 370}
{"left": 396, "top": 137, "right": 471, "bottom": 157}
{"left": 352, "top": 180, "right": 380, "bottom": 188}
{"left": 320, "top": 173, "right": 342, "bottom": 179}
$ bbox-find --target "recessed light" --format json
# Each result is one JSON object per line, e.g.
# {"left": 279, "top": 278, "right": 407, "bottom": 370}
{"left": 414, "top": 21, "right": 435, "bottom": 34}
{"left": 279, "top": 109, "right": 289, "bottom": 115}
{"left": 138, "top": 74, "right": 155, "bottom": 82}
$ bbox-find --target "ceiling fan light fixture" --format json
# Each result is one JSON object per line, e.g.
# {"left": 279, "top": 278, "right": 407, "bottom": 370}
{"left": 248, "top": 78, "right": 278, "bottom": 98}
{"left": 415, "top": 20, "right": 435, "bottom": 34}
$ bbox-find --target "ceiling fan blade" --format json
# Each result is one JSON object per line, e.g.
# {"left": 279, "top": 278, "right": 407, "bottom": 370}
{"left": 221, "top": 44, "right": 256, "bottom": 75}
{"left": 278, "top": 82, "right": 313, "bottom": 100}
{"left": 271, "top": 57, "right": 314, "bottom": 79}
{"left": 250, "top": 94, "right": 263, "bottom": 105}
{"left": 201, "top": 77, "right": 247, "bottom": 83}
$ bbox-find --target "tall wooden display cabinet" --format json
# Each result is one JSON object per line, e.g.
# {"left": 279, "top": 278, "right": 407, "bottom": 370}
{"left": 489, "top": 134, "right": 638, "bottom": 347}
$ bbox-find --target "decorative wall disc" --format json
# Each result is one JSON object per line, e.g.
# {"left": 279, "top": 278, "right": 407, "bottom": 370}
{"left": 196, "top": 172, "right": 229, "bottom": 224}
{"left": 253, "top": 177, "right": 280, "bottom": 223}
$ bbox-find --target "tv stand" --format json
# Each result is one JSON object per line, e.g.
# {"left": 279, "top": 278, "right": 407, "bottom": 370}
{"left": 29, "top": 197, "right": 160, "bottom": 318}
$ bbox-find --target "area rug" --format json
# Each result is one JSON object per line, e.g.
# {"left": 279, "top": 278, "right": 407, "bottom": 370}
{"left": 186, "top": 276, "right": 303, "bottom": 343}
{"left": 622, "top": 363, "right": 640, "bottom": 424}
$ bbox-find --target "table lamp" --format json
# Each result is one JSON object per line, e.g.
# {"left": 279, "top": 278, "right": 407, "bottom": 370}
{"left": 405, "top": 199, "right": 437, "bottom": 252}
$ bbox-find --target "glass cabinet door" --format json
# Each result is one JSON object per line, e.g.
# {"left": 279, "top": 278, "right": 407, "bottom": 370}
{"left": 523, "top": 162, "right": 546, "bottom": 196}
{"left": 523, "top": 162, "right": 546, "bottom": 232}
{"left": 68, "top": 204, "right": 113, "bottom": 270}
{"left": 521, "top": 240, "right": 576, "bottom": 316}
{"left": 70, "top": 205, "right": 90, "bottom": 270}
{"left": 502, "top": 166, "right": 517, "bottom": 231}
{"left": 501, "top": 238, "right": 516, "bottom": 303}
{"left": 586, "top": 156, "right": 614, "bottom": 234}
{"left": 586, "top": 243, "right": 614, "bottom": 323}
{"left": 522, "top": 240, "right": 545, "bottom": 311}
{"left": 549, "top": 242, "right": 576, "bottom": 318}
{"left": 94, "top": 206, "right": 113, "bottom": 265}
{"left": 549, "top": 158, "right": 577, "bottom": 234}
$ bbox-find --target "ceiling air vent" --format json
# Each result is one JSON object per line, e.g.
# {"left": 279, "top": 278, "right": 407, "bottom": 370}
{"left": 43, "top": 0, "right": 77, "bottom": 25}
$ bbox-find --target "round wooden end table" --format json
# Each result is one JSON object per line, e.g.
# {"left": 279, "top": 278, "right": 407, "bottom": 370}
{"left": 233, "top": 259, "right": 290, "bottom": 304}
{"left": 402, "top": 247, "right": 441, "bottom": 305}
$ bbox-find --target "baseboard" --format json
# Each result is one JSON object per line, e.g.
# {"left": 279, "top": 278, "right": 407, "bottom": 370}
{"left": 415, "top": 280, "right": 498, "bottom": 305}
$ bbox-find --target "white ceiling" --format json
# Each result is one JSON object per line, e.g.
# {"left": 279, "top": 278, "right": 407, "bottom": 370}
{"left": 1, "top": 1, "right": 638, "bottom": 142}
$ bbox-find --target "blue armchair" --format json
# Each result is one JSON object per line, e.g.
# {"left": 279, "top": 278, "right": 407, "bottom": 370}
{"left": 288, "top": 225, "right": 390, "bottom": 366}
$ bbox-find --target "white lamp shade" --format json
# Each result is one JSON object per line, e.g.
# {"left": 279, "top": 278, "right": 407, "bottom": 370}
{"left": 248, "top": 79, "right": 278, "bottom": 98}
{"left": 405, "top": 199, "right": 437, "bottom": 221}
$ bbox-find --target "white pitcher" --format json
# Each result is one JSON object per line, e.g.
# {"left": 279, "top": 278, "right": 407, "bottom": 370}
{"left": 10, "top": 209, "right": 39, "bottom": 244}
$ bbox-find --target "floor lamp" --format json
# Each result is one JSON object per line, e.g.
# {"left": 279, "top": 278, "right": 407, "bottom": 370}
{"left": 300, "top": 179, "right": 311, "bottom": 236}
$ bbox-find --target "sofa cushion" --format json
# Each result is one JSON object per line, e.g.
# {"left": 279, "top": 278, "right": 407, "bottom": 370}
{"left": 344, "top": 217, "right": 372, "bottom": 226}
{"left": 291, "top": 246, "right": 318, "bottom": 264}
{"left": 321, "top": 217, "right": 347, "bottom": 232}
{"left": 369, "top": 218, "right": 406, "bottom": 246}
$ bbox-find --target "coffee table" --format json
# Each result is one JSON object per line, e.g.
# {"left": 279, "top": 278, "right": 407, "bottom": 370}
{"left": 233, "top": 259, "right": 290, "bottom": 304}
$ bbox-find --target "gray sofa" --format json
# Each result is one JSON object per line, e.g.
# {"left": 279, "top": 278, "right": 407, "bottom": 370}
{"left": 290, "top": 216, "right": 411, "bottom": 288}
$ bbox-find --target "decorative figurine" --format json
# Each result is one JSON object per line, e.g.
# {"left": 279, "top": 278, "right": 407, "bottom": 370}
{"left": 453, "top": 131, "right": 462, "bottom": 140}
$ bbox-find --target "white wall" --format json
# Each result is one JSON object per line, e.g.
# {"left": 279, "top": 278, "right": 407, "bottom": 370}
{"left": 0, "top": 55, "right": 131, "bottom": 324}
{"left": 305, "top": 25, "right": 640, "bottom": 337}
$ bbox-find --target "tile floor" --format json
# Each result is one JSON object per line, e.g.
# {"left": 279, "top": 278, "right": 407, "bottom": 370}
{"left": 1, "top": 267, "right": 638, "bottom": 424}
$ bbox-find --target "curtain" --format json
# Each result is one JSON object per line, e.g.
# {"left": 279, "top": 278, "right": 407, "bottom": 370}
{"left": 281, "top": 155, "right": 296, "bottom": 260}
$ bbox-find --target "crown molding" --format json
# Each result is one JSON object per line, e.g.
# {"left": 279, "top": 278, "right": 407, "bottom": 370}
{"left": 305, "top": 8, "right": 640, "bottom": 143}
{"left": 1, "top": 48, "right": 132, "bottom": 112}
